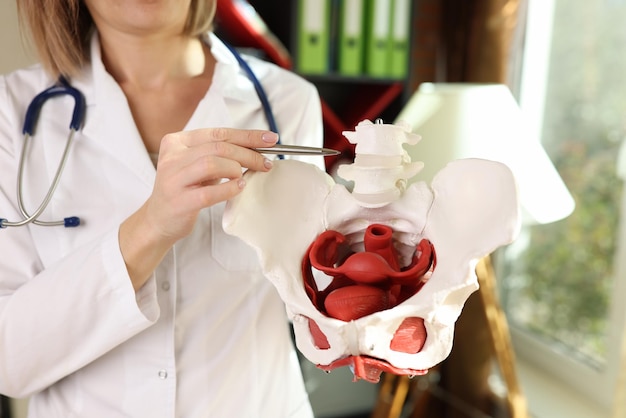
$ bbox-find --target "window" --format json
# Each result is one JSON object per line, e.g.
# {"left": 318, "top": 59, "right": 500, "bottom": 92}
{"left": 498, "top": 0, "right": 626, "bottom": 410}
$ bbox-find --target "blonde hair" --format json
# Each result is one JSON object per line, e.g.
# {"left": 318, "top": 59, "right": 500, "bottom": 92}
{"left": 16, "top": 0, "right": 217, "bottom": 77}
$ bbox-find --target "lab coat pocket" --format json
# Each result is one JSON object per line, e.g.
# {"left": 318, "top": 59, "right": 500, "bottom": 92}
{"left": 209, "top": 204, "right": 260, "bottom": 271}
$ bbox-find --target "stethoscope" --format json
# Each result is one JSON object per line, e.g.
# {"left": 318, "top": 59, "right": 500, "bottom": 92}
{"left": 0, "top": 43, "right": 280, "bottom": 229}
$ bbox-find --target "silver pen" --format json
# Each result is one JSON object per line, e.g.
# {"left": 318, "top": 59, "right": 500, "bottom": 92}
{"left": 254, "top": 144, "right": 341, "bottom": 156}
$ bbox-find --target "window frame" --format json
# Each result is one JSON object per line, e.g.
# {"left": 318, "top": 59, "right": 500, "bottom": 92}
{"left": 499, "top": 0, "right": 626, "bottom": 411}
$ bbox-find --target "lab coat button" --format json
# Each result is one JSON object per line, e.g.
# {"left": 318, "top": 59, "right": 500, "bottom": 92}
{"left": 158, "top": 369, "right": 168, "bottom": 379}
{"left": 161, "top": 281, "right": 170, "bottom": 291}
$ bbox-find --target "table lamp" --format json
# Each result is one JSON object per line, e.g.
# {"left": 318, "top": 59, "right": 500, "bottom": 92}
{"left": 396, "top": 82, "right": 575, "bottom": 225}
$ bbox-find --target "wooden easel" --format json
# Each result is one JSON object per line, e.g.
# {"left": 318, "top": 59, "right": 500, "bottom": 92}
{"left": 372, "top": 255, "right": 528, "bottom": 418}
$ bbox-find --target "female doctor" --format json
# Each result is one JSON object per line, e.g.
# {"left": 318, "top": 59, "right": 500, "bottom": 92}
{"left": 0, "top": 0, "right": 324, "bottom": 416}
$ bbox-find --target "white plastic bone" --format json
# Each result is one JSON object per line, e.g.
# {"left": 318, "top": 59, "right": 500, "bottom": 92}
{"left": 223, "top": 120, "right": 520, "bottom": 377}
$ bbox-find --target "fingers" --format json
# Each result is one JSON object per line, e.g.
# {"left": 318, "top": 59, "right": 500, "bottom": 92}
{"left": 189, "top": 178, "right": 246, "bottom": 211}
{"left": 175, "top": 127, "right": 278, "bottom": 148}
{"left": 160, "top": 129, "right": 277, "bottom": 172}
{"left": 181, "top": 151, "right": 247, "bottom": 189}
{"left": 192, "top": 140, "right": 272, "bottom": 173}
{"left": 150, "top": 127, "right": 274, "bottom": 207}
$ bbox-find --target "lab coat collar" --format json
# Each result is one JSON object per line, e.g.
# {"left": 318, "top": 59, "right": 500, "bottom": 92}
{"left": 70, "top": 31, "right": 259, "bottom": 188}
{"left": 205, "top": 32, "right": 270, "bottom": 103}
{"left": 75, "top": 32, "right": 156, "bottom": 188}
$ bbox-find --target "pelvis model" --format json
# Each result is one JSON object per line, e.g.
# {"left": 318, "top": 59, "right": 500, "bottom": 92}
{"left": 223, "top": 120, "right": 520, "bottom": 383}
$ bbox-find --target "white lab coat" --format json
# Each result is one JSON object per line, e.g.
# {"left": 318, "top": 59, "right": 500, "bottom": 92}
{"left": 0, "top": 32, "right": 323, "bottom": 417}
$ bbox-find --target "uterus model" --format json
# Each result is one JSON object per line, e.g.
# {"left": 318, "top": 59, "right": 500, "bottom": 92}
{"left": 223, "top": 119, "right": 520, "bottom": 383}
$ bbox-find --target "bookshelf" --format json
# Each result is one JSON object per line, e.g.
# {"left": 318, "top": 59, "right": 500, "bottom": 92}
{"left": 215, "top": 0, "right": 417, "bottom": 172}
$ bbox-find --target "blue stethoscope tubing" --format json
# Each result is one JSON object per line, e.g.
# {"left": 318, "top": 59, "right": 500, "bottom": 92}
{"left": 0, "top": 77, "right": 84, "bottom": 229}
{"left": 223, "top": 42, "right": 279, "bottom": 136}
{"left": 0, "top": 43, "right": 279, "bottom": 229}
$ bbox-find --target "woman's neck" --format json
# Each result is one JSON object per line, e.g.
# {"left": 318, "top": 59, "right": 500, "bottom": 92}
{"left": 97, "top": 30, "right": 210, "bottom": 90}
{"left": 94, "top": 29, "right": 216, "bottom": 152}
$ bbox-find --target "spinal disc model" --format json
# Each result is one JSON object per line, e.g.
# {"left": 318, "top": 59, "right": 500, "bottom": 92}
{"left": 223, "top": 119, "right": 520, "bottom": 383}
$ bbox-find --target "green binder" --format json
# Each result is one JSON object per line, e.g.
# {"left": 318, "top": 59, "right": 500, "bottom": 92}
{"left": 338, "top": 0, "right": 366, "bottom": 76}
{"left": 364, "top": 0, "right": 392, "bottom": 78}
{"left": 297, "top": 0, "right": 331, "bottom": 75}
{"left": 389, "top": 0, "right": 411, "bottom": 79}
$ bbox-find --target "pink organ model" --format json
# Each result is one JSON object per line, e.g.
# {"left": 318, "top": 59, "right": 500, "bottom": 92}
{"left": 223, "top": 119, "right": 520, "bottom": 383}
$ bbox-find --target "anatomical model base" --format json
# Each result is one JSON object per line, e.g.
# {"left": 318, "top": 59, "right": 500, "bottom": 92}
{"left": 223, "top": 120, "right": 520, "bottom": 383}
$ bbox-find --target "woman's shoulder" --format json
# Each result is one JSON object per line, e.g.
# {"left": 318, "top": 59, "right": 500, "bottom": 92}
{"left": 210, "top": 35, "right": 315, "bottom": 91}
{"left": 249, "top": 55, "right": 315, "bottom": 89}
{"left": 0, "top": 65, "right": 48, "bottom": 150}
{"left": 2, "top": 63, "right": 54, "bottom": 102}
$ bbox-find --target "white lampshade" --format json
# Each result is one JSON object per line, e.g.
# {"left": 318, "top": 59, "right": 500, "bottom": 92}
{"left": 396, "top": 82, "right": 575, "bottom": 225}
